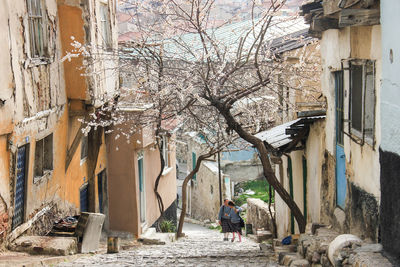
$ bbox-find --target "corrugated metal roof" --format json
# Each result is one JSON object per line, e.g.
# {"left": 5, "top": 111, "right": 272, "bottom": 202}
{"left": 255, "top": 115, "right": 325, "bottom": 150}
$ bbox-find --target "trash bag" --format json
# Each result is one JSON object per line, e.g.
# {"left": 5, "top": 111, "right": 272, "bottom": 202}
{"left": 282, "top": 235, "right": 292, "bottom": 245}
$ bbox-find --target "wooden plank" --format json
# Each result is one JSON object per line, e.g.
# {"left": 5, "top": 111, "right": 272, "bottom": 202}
{"left": 339, "top": 8, "right": 380, "bottom": 27}
{"left": 312, "top": 17, "right": 339, "bottom": 32}
{"left": 322, "top": 0, "right": 342, "bottom": 15}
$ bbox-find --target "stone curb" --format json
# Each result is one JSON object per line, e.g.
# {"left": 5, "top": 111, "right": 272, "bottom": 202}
{"left": 0, "top": 253, "right": 88, "bottom": 267}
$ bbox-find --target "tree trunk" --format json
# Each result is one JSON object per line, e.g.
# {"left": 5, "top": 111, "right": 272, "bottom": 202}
{"left": 176, "top": 151, "right": 216, "bottom": 238}
{"left": 213, "top": 101, "right": 306, "bottom": 233}
{"left": 154, "top": 136, "right": 165, "bottom": 218}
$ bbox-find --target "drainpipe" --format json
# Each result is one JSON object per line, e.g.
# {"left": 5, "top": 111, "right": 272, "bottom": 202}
{"left": 218, "top": 133, "right": 222, "bottom": 207}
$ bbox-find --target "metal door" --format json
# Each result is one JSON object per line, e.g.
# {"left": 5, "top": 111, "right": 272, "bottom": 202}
{"left": 138, "top": 154, "right": 146, "bottom": 223}
{"left": 335, "top": 71, "right": 346, "bottom": 209}
{"left": 12, "top": 146, "right": 27, "bottom": 230}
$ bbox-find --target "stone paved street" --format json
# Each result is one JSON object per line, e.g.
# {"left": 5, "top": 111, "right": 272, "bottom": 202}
{"left": 58, "top": 223, "right": 278, "bottom": 267}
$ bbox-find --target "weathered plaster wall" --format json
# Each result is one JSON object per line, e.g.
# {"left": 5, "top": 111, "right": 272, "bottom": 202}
{"left": 290, "top": 150, "right": 304, "bottom": 234}
{"left": 143, "top": 139, "right": 177, "bottom": 231}
{"left": 319, "top": 25, "right": 381, "bottom": 240}
{"left": 190, "top": 161, "right": 223, "bottom": 222}
{"left": 0, "top": 2, "right": 14, "bottom": 135}
{"left": 106, "top": 124, "right": 139, "bottom": 234}
{"left": 246, "top": 198, "right": 274, "bottom": 232}
{"left": 274, "top": 158, "right": 290, "bottom": 238}
{"left": 58, "top": 3, "right": 88, "bottom": 100}
{"left": 305, "top": 121, "right": 325, "bottom": 224}
{"left": 106, "top": 122, "right": 176, "bottom": 236}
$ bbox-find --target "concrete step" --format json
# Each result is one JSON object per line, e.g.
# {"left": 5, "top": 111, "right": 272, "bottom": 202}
{"left": 9, "top": 236, "right": 78, "bottom": 256}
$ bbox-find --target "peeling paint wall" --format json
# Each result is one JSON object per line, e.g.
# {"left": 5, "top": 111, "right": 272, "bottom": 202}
{"left": 319, "top": 25, "right": 381, "bottom": 240}
{"left": 0, "top": 0, "right": 119, "bottom": 241}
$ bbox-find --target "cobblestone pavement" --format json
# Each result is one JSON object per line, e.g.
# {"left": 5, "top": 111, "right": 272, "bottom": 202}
{"left": 58, "top": 223, "right": 278, "bottom": 267}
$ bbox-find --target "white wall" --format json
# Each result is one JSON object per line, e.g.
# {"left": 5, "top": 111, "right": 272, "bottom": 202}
{"left": 381, "top": 1, "right": 400, "bottom": 155}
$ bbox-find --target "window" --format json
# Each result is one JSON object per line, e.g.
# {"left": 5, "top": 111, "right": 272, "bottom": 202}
{"left": 81, "top": 135, "right": 88, "bottom": 162}
{"left": 34, "top": 134, "right": 53, "bottom": 177}
{"left": 27, "top": 0, "right": 48, "bottom": 58}
{"left": 100, "top": 3, "right": 112, "bottom": 49}
{"left": 162, "top": 135, "right": 169, "bottom": 168}
{"left": 349, "top": 60, "right": 375, "bottom": 143}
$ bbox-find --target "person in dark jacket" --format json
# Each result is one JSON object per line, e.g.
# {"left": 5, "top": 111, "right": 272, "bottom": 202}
{"left": 228, "top": 201, "right": 243, "bottom": 242}
{"left": 218, "top": 199, "right": 232, "bottom": 241}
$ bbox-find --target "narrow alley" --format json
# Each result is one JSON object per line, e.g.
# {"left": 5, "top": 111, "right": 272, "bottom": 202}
{"left": 58, "top": 223, "right": 277, "bottom": 267}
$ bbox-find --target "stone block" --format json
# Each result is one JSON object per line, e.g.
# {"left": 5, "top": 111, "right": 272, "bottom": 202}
{"left": 290, "top": 259, "right": 310, "bottom": 267}
{"left": 283, "top": 253, "right": 300, "bottom": 266}
{"left": 259, "top": 242, "right": 272, "bottom": 251}
{"left": 353, "top": 243, "right": 382, "bottom": 253}
{"left": 10, "top": 236, "right": 77, "bottom": 256}
{"left": 278, "top": 252, "right": 297, "bottom": 265}
{"left": 328, "top": 234, "right": 362, "bottom": 265}
{"left": 312, "top": 251, "right": 321, "bottom": 263}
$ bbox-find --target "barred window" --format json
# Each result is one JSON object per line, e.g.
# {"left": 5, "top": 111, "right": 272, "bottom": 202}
{"left": 349, "top": 60, "right": 375, "bottom": 144}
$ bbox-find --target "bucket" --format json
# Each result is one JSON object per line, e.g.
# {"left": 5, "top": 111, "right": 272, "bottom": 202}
{"left": 107, "top": 236, "right": 120, "bottom": 253}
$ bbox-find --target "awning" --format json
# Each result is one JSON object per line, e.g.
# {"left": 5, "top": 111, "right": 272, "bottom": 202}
{"left": 255, "top": 115, "right": 325, "bottom": 155}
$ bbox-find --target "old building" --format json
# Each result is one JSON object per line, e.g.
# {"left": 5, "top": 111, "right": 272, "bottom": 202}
{"left": 0, "top": 0, "right": 118, "bottom": 243}
{"left": 297, "top": 0, "right": 381, "bottom": 242}
{"left": 181, "top": 133, "right": 231, "bottom": 222}
{"left": 105, "top": 108, "right": 178, "bottom": 236}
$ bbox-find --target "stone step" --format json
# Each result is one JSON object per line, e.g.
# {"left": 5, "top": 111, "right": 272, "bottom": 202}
{"left": 247, "top": 230, "right": 273, "bottom": 243}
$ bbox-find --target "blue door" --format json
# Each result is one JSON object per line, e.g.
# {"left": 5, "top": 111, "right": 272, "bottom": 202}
{"left": 12, "top": 146, "right": 27, "bottom": 230}
{"left": 335, "top": 71, "right": 346, "bottom": 209}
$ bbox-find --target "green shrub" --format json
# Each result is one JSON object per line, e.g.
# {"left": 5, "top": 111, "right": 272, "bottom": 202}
{"left": 160, "top": 220, "right": 176, "bottom": 233}
{"left": 208, "top": 225, "right": 222, "bottom": 231}
{"left": 234, "top": 179, "right": 274, "bottom": 206}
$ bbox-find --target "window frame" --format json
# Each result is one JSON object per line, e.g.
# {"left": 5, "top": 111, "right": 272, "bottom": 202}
{"left": 99, "top": 2, "right": 112, "bottom": 50}
{"left": 26, "top": 0, "right": 49, "bottom": 60}
{"left": 348, "top": 59, "right": 376, "bottom": 146}
{"left": 34, "top": 134, "right": 53, "bottom": 181}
